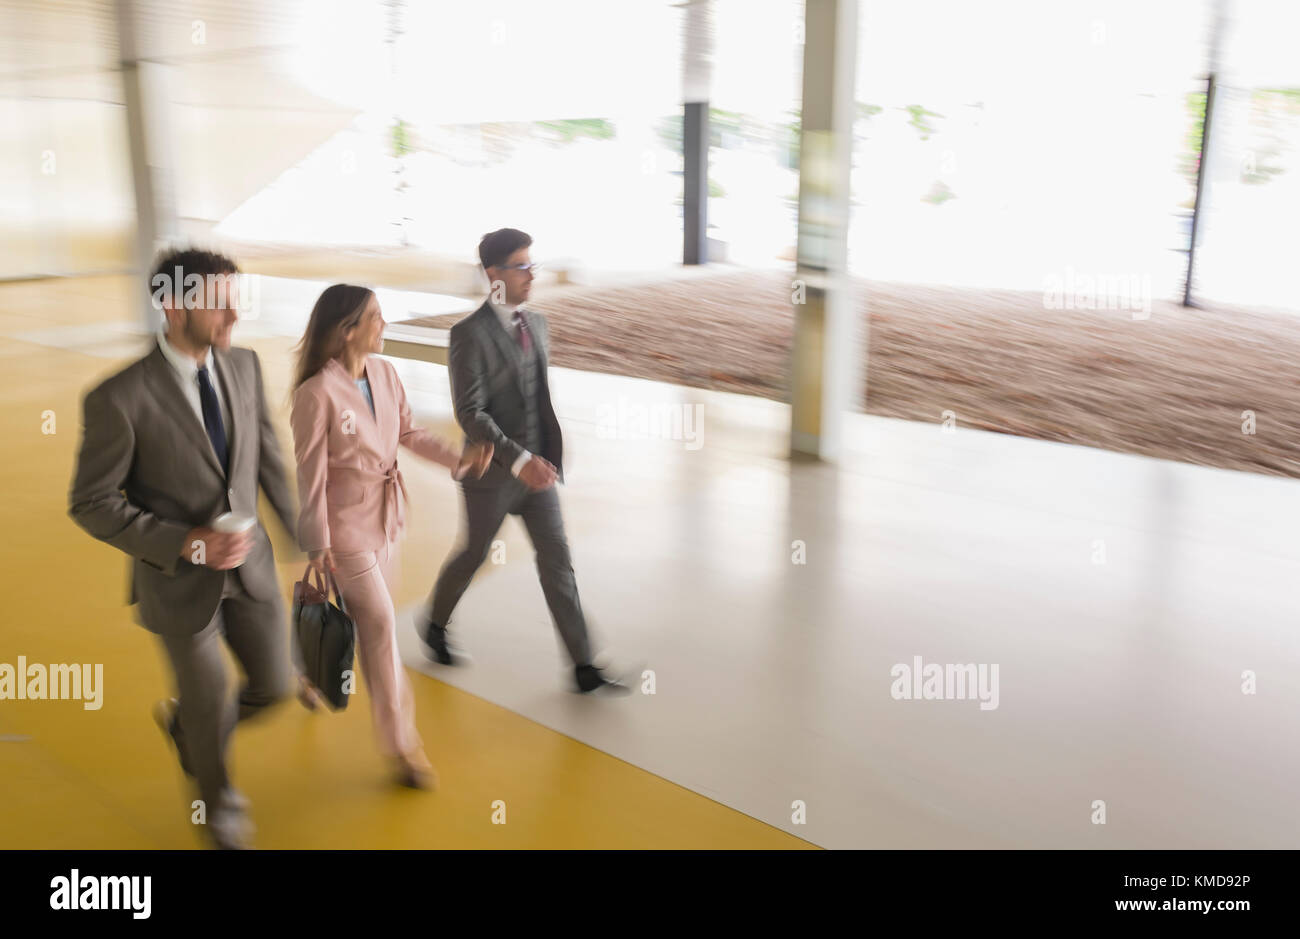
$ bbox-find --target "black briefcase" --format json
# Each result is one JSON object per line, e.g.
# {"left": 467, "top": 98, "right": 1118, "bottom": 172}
{"left": 292, "top": 565, "right": 356, "bottom": 711}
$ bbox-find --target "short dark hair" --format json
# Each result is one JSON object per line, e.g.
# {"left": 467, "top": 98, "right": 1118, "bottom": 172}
{"left": 478, "top": 228, "right": 532, "bottom": 271}
{"left": 150, "top": 246, "right": 239, "bottom": 291}
{"left": 149, "top": 246, "right": 241, "bottom": 312}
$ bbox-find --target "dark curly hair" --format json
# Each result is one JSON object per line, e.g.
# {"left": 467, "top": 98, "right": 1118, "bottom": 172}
{"left": 149, "top": 246, "right": 240, "bottom": 310}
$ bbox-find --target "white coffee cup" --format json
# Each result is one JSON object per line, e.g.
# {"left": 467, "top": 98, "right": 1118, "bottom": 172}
{"left": 212, "top": 512, "right": 255, "bottom": 534}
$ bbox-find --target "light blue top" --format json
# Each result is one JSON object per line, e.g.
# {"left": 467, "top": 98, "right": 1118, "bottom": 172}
{"left": 355, "top": 376, "right": 375, "bottom": 417}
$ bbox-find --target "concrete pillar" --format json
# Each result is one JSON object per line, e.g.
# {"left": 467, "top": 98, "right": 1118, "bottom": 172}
{"left": 115, "top": 0, "right": 178, "bottom": 329}
{"left": 790, "top": 0, "right": 859, "bottom": 460}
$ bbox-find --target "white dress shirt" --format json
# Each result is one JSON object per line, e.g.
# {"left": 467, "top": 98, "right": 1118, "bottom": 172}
{"left": 488, "top": 297, "right": 519, "bottom": 330}
{"left": 157, "top": 330, "right": 231, "bottom": 450}
{"left": 486, "top": 298, "right": 536, "bottom": 478}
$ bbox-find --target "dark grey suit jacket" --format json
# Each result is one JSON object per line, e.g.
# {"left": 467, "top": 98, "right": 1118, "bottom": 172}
{"left": 68, "top": 342, "right": 296, "bottom": 636}
{"left": 447, "top": 301, "right": 564, "bottom": 489}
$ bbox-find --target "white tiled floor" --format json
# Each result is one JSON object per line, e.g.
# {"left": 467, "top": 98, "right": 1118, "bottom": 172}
{"left": 393, "top": 359, "right": 1300, "bottom": 849}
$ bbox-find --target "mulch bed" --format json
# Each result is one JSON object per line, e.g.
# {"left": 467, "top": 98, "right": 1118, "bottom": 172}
{"left": 404, "top": 271, "right": 1300, "bottom": 478}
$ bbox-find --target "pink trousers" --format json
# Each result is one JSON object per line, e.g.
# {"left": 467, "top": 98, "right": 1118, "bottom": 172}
{"left": 331, "top": 542, "right": 423, "bottom": 760}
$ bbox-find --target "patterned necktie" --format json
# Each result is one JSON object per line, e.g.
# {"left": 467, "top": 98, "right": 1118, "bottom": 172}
{"left": 196, "top": 365, "right": 229, "bottom": 474}
{"left": 512, "top": 311, "right": 532, "bottom": 354}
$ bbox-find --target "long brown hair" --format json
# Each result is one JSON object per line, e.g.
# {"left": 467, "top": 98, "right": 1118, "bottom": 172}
{"left": 293, "top": 284, "right": 375, "bottom": 390}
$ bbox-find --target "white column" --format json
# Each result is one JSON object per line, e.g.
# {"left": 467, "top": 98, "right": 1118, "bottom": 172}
{"left": 790, "top": 0, "right": 859, "bottom": 461}
{"left": 115, "top": 0, "right": 178, "bottom": 329}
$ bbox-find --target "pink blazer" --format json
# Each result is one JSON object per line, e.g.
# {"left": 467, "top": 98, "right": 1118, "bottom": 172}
{"left": 290, "top": 356, "right": 459, "bottom": 554}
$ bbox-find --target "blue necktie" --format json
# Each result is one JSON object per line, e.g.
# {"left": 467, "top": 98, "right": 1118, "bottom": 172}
{"left": 196, "top": 365, "right": 228, "bottom": 474}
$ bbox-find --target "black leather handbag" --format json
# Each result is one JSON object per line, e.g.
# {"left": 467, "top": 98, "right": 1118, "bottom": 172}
{"left": 292, "top": 565, "right": 356, "bottom": 711}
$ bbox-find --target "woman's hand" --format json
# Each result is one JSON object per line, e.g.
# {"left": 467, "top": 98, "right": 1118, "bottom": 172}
{"left": 308, "top": 548, "right": 335, "bottom": 575}
{"left": 453, "top": 442, "right": 494, "bottom": 480}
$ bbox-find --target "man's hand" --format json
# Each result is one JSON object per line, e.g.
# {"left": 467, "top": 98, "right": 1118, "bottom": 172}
{"left": 453, "top": 441, "right": 495, "bottom": 481}
{"left": 181, "top": 527, "right": 252, "bottom": 569}
{"left": 517, "top": 455, "right": 558, "bottom": 492}
{"left": 308, "top": 548, "right": 336, "bottom": 576}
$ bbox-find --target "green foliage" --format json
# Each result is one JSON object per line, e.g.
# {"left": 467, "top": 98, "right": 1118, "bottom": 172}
{"left": 782, "top": 108, "right": 800, "bottom": 170}
{"left": 1242, "top": 88, "right": 1299, "bottom": 184}
{"left": 656, "top": 114, "right": 683, "bottom": 152}
{"left": 921, "top": 180, "right": 956, "bottom": 205}
{"left": 391, "top": 119, "right": 413, "bottom": 157}
{"left": 903, "top": 104, "right": 944, "bottom": 139}
{"left": 1260, "top": 87, "right": 1300, "bottom": 104}
{"left": 1180, "top": 90, "right": 1206, "bottom": 182}
{"left": 535, "top": 118, "right": 616, "bottom": 143}
{"left": 708, "top": 107, "right": 748, "bottom": 148}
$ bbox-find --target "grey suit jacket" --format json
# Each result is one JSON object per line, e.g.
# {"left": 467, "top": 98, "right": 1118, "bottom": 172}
{"left": 447, "top": 301, "right": 564, "bottom": 489}
{"left": 68, "top": 342, "right": 297, "bottom": 636}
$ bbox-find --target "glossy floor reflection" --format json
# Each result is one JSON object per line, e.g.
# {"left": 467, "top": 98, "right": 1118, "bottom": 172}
{"left": 396, "top": 334, "right": 1300, "bottom": 850}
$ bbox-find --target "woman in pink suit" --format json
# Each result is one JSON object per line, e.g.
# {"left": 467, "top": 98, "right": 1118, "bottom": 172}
{"left": 290, "top": 284, "right": 491, "bottom": 789}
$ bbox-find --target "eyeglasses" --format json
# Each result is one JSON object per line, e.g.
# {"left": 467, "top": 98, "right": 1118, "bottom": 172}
{"left": 498, "top": 263, "right": 542, "bottom": 273}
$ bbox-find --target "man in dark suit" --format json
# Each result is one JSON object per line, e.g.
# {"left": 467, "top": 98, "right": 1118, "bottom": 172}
{"left": 69, "top": 247, "right": 297, "bottom": 848}
{"left": 421, "top": 229, "right": 623, "bottom": 694}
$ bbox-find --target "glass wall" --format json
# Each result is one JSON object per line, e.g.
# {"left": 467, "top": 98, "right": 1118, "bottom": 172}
{"left": 1193, "top": 0, "right": 1300, "bottom": 311}
{"left": 705, "top": 0, "right": 803, "bottom": 268}
{"left": 1, "top": 0, "right": 687, "bottom": 281}
{"left": 847, "top": 0, "right": 1210, "bottom": 303}
{"left": 5, "top": 0, "right": 1293, "bottom": 311}
{"left": 210, "top": 0, "right": 686, "bottom": 274}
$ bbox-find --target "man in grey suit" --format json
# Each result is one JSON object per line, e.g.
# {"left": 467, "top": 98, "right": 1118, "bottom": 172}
{"left": 69, "top": 247, "right": 296, "bottom": 848}
{"left": 421, "top": 229, "right": 624, "bottom": 694}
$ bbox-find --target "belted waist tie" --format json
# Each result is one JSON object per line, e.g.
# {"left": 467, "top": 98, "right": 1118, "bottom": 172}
{"left": 380, "top": 462, "right": 409, "bottom": 562}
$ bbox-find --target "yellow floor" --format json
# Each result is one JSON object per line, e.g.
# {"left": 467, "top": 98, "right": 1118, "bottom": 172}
{"left": 0, "top": 275, "right": 812, "bottom": 849}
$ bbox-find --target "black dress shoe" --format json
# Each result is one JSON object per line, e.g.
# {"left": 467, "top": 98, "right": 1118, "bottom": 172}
{"left": 420, "top": 617, "right": 470, "bottom": 666}
{"left": 420, "top": 617, "right": 453, "bottom": 665}
{"left": 574, "top": 665, "right": 631, "bottom": 696}
{"left": 152, "top": 698, "right": 193, "bottom": 776}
